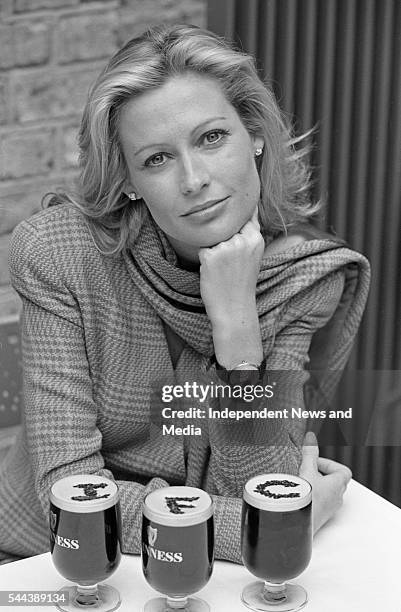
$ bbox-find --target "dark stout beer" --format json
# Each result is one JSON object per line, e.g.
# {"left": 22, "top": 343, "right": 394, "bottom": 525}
{"left": 50, "top": 474, "right": 121, "bottom": 586}
{"left": 142, "top": 486, "right": 214, "bottom": 600}
{"left": 241, "top": 473, "right": 312, "bottom": 584}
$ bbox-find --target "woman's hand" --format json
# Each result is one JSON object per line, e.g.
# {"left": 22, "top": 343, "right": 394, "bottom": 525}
{"left": 198, "top": 207, "right": 265, "bottom": 368}
{"left": 299, "top": 432, "right": 352, "bottom": 534}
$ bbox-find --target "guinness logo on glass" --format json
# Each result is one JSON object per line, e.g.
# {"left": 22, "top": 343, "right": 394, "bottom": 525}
{"left": 254, "top": 479, "right": 301, "bottom": 499}
{"left": 148, "top": 526, "right": 158, "bottom": 546}
{"left": 71, "top": 482, "right": 111, "bottom": 502}
{"left": 165, "top": 496, "right": 200, "bottom": 514}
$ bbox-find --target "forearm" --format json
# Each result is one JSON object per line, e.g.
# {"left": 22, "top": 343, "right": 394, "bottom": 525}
{"left": 17, "top": 296, "right": 169, "bottom": 555}
{"left": 199, "top": 207, "right": 265, "bottom": 370}
{"left": 211, "top": 299, "right": 263, "bottom": 369}
{"left": 203, "top": 331, "right": 314, "bottom": 499}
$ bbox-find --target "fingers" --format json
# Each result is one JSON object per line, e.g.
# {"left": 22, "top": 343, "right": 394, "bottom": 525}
{"left": 317, "top": 457, "right": 352, "bottom": 483}
{"left": 303, "top": 431, "right": 318, "bottom": 448}
{"left": 239, "top": 204, "right": 260, "bottom": 234}
{"left": 311, "top": 474, "right": 348, "bottom": 534}
{"left": 198, "top": 247, "right": 209, "bottom": 265}
{"left": 299, "top": 431, "right": 319, "bottom": 476}
{"left": 301, "top": 431, "right": 319, "bottom": 460}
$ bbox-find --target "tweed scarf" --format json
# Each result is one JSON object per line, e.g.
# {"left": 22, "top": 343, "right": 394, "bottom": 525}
{"left": 122, "top": 212, "right": 370, "bottom": 459}
{"left": 124, "top": 212, "right": 370, "bottom": 371}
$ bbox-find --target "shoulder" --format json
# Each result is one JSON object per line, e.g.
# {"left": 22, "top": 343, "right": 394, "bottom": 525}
{"left": 8, "top": 204, "right": 109, "bottom": 296}
{"left": 264, "top": 233, "right": 307, "bottom": 257}
{"left": 11, "top": 204, "right": 92, "bottom": 249}
{"left": 263, "top": 224, "right": 345, "bottom": 257}
{"left": 10, "top": 205, "right": 97, "bottom": 269}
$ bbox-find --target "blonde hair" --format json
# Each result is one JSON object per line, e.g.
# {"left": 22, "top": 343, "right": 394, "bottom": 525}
{"left": 47, "top": 24, "right": 320, "bottom": 254}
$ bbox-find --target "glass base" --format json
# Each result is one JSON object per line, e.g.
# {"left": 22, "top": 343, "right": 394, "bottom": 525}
{"left": 241, "top": 581, "right": 307, "bottom": 612}
{"left": 56, "top": 584, "right": 121, "bottom": 612}
{"left": 143, "top": 596, "right": 210, "bottom": 612}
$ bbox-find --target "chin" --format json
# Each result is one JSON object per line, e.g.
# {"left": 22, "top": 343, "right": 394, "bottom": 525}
{"left": 197, "top": 233, "right": 232, "bottom": 248}
{"left": 201, "top": 220, "right": 247, "bottom": 246}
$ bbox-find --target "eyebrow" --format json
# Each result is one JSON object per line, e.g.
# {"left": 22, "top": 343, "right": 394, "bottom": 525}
{"left": 133, "top": 116, "right": 228, "bottom": 156}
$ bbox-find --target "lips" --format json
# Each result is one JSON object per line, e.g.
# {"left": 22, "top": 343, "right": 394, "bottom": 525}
{"left": 182, "top": 196, "right": 229, "bottom": 216}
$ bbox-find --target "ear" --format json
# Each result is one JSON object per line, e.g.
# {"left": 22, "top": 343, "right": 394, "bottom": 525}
{"left": 252, "top": 135, "right": 264, "bottom": 153}
{"left": 124, "top": 179, "right": 134, "bottom": 191}
{"left": 123, "top": 181, "right": 140, "bottom": 200}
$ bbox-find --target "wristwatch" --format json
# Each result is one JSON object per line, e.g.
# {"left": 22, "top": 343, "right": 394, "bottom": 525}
{"left": 211, "top": 356, "right": 267, "bottom": 385}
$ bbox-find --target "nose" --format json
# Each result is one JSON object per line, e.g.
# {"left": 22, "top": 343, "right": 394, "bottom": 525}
{"left": 179, "top": 153, "right": 210, "bottom": 196}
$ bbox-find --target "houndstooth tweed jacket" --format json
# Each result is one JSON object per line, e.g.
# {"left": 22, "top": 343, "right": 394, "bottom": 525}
{"left": 0, "top": 204, "right": 370, "bottom": 563}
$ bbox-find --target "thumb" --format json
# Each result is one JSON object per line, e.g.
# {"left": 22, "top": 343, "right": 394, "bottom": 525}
{"left": 299, "top": 431, "right": 319, "bottom": 473}
{"left": 303, "top": 431, "right": 318, "bottom": 449}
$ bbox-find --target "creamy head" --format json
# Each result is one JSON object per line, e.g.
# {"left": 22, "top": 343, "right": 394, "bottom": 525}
{"left": 143, "top": 486, "right": 213, "bottom": 526}
{"left": 50, "top": 474, "right": 119, "bottom": 513}
{"left": 243, "top": 473, "right": 312, "bottom": 512}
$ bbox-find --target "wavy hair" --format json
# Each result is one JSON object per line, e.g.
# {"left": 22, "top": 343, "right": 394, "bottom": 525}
{"left": 47, "top": 23, "right": 321, "bottom": 255}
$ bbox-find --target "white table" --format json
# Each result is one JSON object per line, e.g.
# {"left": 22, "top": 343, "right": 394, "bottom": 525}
{"left": 0, "top": 480, "right": 400, "bottom": 611}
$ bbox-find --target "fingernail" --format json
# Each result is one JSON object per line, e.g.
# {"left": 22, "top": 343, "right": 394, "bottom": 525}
{"left": 303, "top": 431, "right": 318, "bottom": 446}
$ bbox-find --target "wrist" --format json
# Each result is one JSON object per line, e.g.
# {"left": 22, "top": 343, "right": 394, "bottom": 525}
{"left": 212, "top": 323, "right": 263, "bottom": 370}
{"left": 212, "top": 356, "right": 267, "bottom": 386}
{"left": 232, "top": 361, "right": 259, "bottom": 370}
{"left": 208, "top": 298, "right": 258, "bottom": 330}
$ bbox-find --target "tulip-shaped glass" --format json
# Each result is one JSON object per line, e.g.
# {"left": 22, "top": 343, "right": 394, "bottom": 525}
{"left": 50, "top": 474, "right": 122, "bottom": 611}
{"left": 142, "top": 486, "right": 214, "bottom": 612}
{"left": 241, "top": 473, "right": 312, "bottom": 611}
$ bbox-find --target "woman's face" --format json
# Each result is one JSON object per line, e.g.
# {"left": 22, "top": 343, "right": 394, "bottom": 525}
{"left": 118, "top": 72, "right": 263, "bottom": 263}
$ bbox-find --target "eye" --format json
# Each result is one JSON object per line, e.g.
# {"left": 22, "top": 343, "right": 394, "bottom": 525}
{"left": 144, "top": 153, "right": 168, "bottom": 167}
{"left": 203, "top": 129, "right": 230, "bottom": 145}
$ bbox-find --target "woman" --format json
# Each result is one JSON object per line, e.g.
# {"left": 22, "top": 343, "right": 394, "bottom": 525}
{"left": 0, "top": 24, "right": 369, "bottom": 563}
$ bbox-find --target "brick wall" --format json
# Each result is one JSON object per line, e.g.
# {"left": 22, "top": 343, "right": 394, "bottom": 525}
{"left": 0, "top": 0, "right": 206, "bottom": 320}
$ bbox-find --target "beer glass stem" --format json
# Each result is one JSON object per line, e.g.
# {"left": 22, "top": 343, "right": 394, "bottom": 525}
{"left": 76, "top": 584, "right": 99, "bottom": 606}
{"left": 263, "top": 582, "right": 287, "bottom": 603}
{"left": 166, "top": 596, "right": 189, "bottom": 609}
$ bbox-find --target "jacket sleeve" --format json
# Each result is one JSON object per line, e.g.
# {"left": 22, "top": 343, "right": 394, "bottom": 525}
{"left": 9, "top": 219, "right": 169, "bottom": 556}
{"left": 263, "top": 268, "right": 346, "bottom": 446}
{"left": 203, "top": 269, "right": 345, "bottom": 557}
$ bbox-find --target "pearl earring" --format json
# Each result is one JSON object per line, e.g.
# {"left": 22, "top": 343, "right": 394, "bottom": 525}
{"left": 128, "top": 192, "right": 138, "bottom": 201}
{"left": 255, "top": 148, "right": 263, "bottom": 157}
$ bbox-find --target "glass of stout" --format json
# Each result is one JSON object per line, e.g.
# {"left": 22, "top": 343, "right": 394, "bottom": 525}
{"left": 241, "top": 473, "right": 312, "bottom": 612}
{"left": 142, "top": 486, "right": 214, "bottom": 612}
{"left": 49, "top": 474, "right": 122, "bottom": 612}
